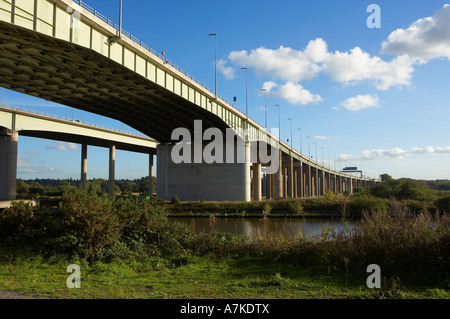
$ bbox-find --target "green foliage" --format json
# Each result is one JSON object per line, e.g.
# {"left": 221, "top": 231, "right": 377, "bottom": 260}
{"left": 350, "top": 193, "right": 387, "bottom": 214}
{"left": 324, "top": 189, "right": 335, "bottom": 198}
{"left": 436, "top": 196, "right": 450, "bottom": 213}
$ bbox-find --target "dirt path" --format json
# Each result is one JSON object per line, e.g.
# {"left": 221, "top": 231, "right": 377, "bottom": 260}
{"left": 0, "top": 290, "right": 50, "bottom": 299}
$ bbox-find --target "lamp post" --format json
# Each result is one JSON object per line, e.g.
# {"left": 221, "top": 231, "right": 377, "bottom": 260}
{"left": 209, "top": 33, "right": 217, "bottom": 99}
{"left": 119, "top": 0, "right": 123, "bottom": 36}
{"left": 275, "top": 104, "right": 280, "bottom": 139}
{"left": 261, "top": 89, "right": 267, "bottom": 130}
{"left": 321, "top": 147, "right": 324, "bottom": 166}
{"left": 314, "top": 142, "right": 317, "bottom": 163}
{"left": 287, "top": 118, "right": 292, "bottom": 150}
{"left": 307, "top": 136, "right": 310, "bottom": 159}
{"left": 298, "top": 128, "right": 302, "bottom": 155}
{"left": 241, "top": 67, "right": 248, "bottom": 130}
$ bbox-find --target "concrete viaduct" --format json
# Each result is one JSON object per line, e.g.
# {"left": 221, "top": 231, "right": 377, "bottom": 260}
{"left": 0, "top": 0, "right": 379, "bottom": 202}
{"left": 0, "top": 106, "right": 157, "bottom": 201}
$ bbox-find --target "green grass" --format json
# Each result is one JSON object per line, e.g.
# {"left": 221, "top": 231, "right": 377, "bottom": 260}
{"left": 1, "top": 253, "right": 449, "bottom": 299}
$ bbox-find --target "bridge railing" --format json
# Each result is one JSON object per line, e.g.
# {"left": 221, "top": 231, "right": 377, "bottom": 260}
{"left": 71, "top": 0, "right": 253, "bottom": 118}
{"left": 0, "top": 104, "right": 149, "bottom": 139}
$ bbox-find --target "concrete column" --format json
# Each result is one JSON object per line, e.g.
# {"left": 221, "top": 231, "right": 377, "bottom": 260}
{"left": 315, "top": 168, "right": 319, "bottom": 197}
{"left": 149, "top": 153, "right": 154, "bottom": 197}
{"left": 283, "top": 167, "right": 288, "bottom": 198}
{"left": 244, "top": 141, "right": 251, "bottom": 202}
{"left": 307, "top": 165, "right": 312, "bottom": 197}
{"left": 265, "top": 171, "right": 272, "bottom": 199}
{"left": 334, "top": 174, "right": 337, "bottom": 194}
{"left": 252, "top": 162, "right": 262, "bottom": 201}
{"left": 294, "top": 170, "right": 298, "bottom": 198}
{"left": 109, "top": 144, "right": 115, "bottom": 197}
{"left": 321, "top": 170, "right": 325, "bottom": 196}
{"left": 0, "top": 129, "right": 18, "bottom": 201}
{"left": 298, "top": 162, "right": 303, "bottom": 198}
{"left": 273, "top": 150, "right": 283, "bottom": 199}
{"left": 288, "top": 156, "right": 294, "bottom": 198}
{"left": 81, "top": 144, "right": 87, "bottom": 187}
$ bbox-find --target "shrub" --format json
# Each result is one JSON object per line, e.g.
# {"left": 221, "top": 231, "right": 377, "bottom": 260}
{"left": 0, "top": 201, "right": 55, "bottom": 246}
{"left": 350, "top": 194, "right": 387, "bottom": 215}
{"left": 436, "top": 196, "right": 450, "bottom": 213}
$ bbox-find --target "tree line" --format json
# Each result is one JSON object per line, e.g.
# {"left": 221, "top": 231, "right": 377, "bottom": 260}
{"left": 16, "top": 176, "right": 156, "bottom": 198}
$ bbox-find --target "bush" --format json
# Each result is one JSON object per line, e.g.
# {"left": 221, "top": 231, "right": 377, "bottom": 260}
{"left": 350, "top": 194, "right": 387, "bottom": 215}
{"left": 0, "top": 201, "right": 55, "bottom": 246}
{"left": 436, "top": 196, "right": 450, "bottom": 213}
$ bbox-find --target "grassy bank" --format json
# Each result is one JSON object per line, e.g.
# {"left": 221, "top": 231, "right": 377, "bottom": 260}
{"left": 1, "top": 189, "right": 449, "bottom": 299}
{"left": 163, "top": 194, "right": 434, "bottom": 219}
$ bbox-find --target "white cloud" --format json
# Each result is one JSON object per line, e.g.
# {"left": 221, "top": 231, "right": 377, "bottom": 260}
{"left": 360, "top": 148, "right": 409, "bottom": 160}
{"left": 47, "top": 142, "right": 79, "bottom": 151}
{"left": 322, "top": 49, "right": 415, "bottom": 90}
{"left": 217, "top": 59, "right": 235, "bottom": 80}
{"left": 314, "top": 136, "right": 331, "bottom": 140}
{"left": 340, "top": 94, "right": 380, "bottom": 111}
{"left": 17, "top": 157, "right": 55, "bottom": 174}
{"left": 338, "top": 145, "right": 450, "bottom": 162}
{"left": 229, "top": 43, "right": 322, "bottom": 83}
{"left": 381, "top": 4, "right": 450, "bottom": 61}
{"left": 261, "top": 81, "right": 278, "bottom": 93}
{"left": 268, "top": 82, "right": 322, "bottom": 105}
{"left": 412, "top": 146, "right": 450, "bottom": 154}
{"left": 228, "top": 38, "right": 415, "bottom": 92}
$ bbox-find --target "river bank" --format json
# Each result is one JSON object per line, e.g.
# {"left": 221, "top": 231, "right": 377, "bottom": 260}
{"left": 162, "top": 195, "right": 434, "bottom": 219}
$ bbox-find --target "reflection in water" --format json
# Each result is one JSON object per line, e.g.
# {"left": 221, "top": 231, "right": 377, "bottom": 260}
{"left": 170, "top": 217, "right": 354, "bottom": 239}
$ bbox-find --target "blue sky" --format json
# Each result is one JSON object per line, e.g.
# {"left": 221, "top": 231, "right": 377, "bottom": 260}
{"left": 3, "top": 0, "right": 450, "bottom": 180}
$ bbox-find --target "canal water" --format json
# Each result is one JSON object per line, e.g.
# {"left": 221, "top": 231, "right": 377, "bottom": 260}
{"left": 170, "top": 216, "right": 355, "bottom": 239}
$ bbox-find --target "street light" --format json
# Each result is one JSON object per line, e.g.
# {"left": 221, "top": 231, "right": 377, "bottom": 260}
{"left": 307, "top": 136, "right": 311, "bottom": 159}
{"left": 275, "top": 104, "right": 280, "bottom": 139}
{"left": 119, "top": 0, "right": 123, "bottom": 36}
{"left": 209, "top": 33, "right": 217, "bottom": 99}
{"left": 241, "top": 67, "right": 248, "bottom": 129}
{"left": 327, "top": 151, "right": 330, "bottom": 169}
{"left": 287, "top": 118, "right": 292, "bottom": 150}
{"left": 261, "top": 89, "right": 267, "bottom": 129}
{"left": 298, "top": 128, "right": 302, "bottom": 155}
{"left": 321, "top": 147, "right": 324, "bottom": 166}
{"left": 314, "top": 142, "right": 317, "bottom": 163}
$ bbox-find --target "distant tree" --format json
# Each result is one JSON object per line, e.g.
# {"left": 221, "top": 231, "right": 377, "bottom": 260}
{"left": 29, "top": 182, "right": 45, "bottom": 196}
{"left": 16, "top": 180, "right": 30, "bottom": 198}
{"left": 380, "top": 174, "right": 393, "bottom": 182}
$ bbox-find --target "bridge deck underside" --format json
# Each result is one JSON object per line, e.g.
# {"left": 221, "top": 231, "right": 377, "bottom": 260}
{"left": 0, "top": 21, "right": 228, "bottom": 143}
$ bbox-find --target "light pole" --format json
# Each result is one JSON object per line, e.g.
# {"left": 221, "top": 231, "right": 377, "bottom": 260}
{"left": 275, "top": 104, "right": 280, "bottom": 139}
{"left": 261, "top": 89, "right": 267, "bottom": 130}
{"left": 298, "top": 128, "right": 302, "bottom": 155}
{"left": 241, "top": 67, "right": 248, "bottom": 130}
{"left": 119, "top": 0, "right": 123, "bottom": 36}
{"left": 287, "top": 118, "right": 293, "bottom": 150}
{"left": 321, "top": 147, "right": 324, "bottom": 166}
{"left": 327, "top": 151, "right": 330, "bottom": 168}
{"left": 314, "top": 142, "right": 317, "bottom": 162}
{"left": 307, "top": 136, "right": 310, "bottom": 159}
{"left": 209, "top": 33, "right": 217, "bottom": 99}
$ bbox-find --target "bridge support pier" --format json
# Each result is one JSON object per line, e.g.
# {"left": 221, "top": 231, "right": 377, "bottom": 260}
{"left": 149, "top": 153, "right": 154, "bottom": 197}
{"left": 156, "top": 143, "right": 252, "bottom": 202}
{"left": 109, "top": 144, "right": 115, "bottom": 197}
{"left": 81, "top": 144, "right": 87, "bottom": 187}
{"left": 252, "top": 162, "right": 261, "bottom": 201}
{"left": 0, "top": 128, "right": 18, "bottom": 201}
{"left": 273, "top": 150, "right": 283, "bottom": 199}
